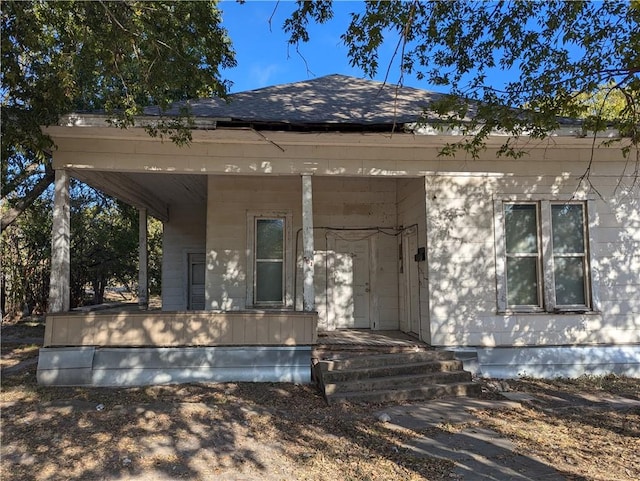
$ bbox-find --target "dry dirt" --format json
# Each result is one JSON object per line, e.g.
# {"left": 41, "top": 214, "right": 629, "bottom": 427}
{"left": 2, "top": 316, "right": 639, "bottom": 481}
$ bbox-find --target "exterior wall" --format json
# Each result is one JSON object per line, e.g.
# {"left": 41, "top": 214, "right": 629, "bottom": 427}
{"left": 425, "top": 174, "right": 501, "bottom": 346}
{"left": 43, "top": 311, "right": 317, "bottom": 347}
{"left": 313, "top": 177, "right": 399, "bottom": 330}
{"left": 590, "top": 179, "right": 639, "bottom": 340}
{"left": 426, "top": 159, "right": 640, "bottom": 347}
{"left": 205, "top": 175, "right": 400, "bottom": 329}
{"left": 49, "top": 126, "right": 639, "bottom": 348}
{"left": 206, "top": 175, "right": 301, "bottom": 310}
{"left": 162, "top": 204, "right": 206, "bottom": 310}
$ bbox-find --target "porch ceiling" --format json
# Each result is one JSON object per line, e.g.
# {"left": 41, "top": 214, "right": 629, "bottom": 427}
{"left": 70, "top": 170, "right": 206, "bottom": 222}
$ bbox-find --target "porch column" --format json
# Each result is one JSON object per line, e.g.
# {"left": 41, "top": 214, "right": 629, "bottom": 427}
{"left": 301, "top": 174, "right": 315, "bottom": 311}
{"left": 138, "top": 208, "right": 148, "bottom": 309}
{"left": 48, "top": 169, "right": 70, "bottom": 313}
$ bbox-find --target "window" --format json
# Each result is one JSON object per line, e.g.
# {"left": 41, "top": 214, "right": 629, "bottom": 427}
{"left": 551, "top": 204, "right": 588, "bottom": 307}
{"left": 255, "top": 218, "right": 284, "bottom": 304}
{"left": 246, "top": 211, "right": 292, "bottom": 308}
{"left": 496, "top": 200, "right": 593, "bottom": 312}
{"left": 504, "top": 203, "right": 542, "bottom": 307}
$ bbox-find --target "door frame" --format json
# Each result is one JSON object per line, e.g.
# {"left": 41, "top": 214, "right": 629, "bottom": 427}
{"left": 326, "top": 231, "right": 378, "bottom": 330}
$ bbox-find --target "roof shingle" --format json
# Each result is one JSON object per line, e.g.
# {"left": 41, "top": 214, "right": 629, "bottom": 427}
{"left": 145, "top": 74, "right": 444, "bottom": 126}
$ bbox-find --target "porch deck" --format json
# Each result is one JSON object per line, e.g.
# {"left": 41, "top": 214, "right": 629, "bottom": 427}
{"left": 314, "top": 329, "right": 431, "bottom": 359}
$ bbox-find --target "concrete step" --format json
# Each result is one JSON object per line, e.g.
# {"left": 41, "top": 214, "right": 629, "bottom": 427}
{"left": 314, "top": 349, "right": 480, "bottom": 405}
{"left": 320, "top": 359, "right": 465, "bottom": 382}
{"left": 318, "top": 350, "right": 455, "bottom": 371}
{"left": 329, "top": 381, "right": 482, "bottom": 404}
{"left": 324, "top": 370, "right": 472, "bottom": 395}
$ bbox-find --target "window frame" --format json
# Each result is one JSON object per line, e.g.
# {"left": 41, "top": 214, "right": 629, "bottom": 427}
{"left": 495, "top": 197, "right": 598, "bottom": 314}
{"left": 246, "top": 210, "right": 293, "bottom": 309}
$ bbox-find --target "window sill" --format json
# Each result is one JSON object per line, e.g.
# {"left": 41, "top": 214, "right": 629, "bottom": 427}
{"left": 499, "top": 309, "right": 600, "bottom": 316}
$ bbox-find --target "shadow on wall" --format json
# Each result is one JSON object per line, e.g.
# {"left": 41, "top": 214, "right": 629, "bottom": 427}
{"left": 206, "top": 249, "right": 246, "bottom": 310}
{"left": 426, "top": 170, "right": 640, "bottom": 348}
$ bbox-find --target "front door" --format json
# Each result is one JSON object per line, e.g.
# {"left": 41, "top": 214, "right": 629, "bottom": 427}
{"left": 334, "top": 238, "right": 371, "bottom": 328}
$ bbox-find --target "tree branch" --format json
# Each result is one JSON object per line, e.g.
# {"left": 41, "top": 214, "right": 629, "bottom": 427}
{"left": 1, "top": 164, "right": 55, "bottom": 231}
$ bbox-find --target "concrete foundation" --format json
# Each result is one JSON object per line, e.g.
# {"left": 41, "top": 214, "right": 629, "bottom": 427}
{"left": 37, "top": 346, "right": 312, "bottom": 386}
{"left": 452, "top": 345, "right": 640, "bottom": 379}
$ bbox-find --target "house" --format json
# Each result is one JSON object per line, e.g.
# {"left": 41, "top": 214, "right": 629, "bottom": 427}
{"left": 37, "top": 74, "right": 640, "bottom": 386}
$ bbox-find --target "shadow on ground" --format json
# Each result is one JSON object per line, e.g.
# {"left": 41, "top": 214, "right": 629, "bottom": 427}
{"left": 1, "top": 318, "right": 639, "bottom": 481}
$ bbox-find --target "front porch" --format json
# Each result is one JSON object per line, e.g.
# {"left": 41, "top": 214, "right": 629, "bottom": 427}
{"left": 37, "top": 309, "right": 318, "bottom": 386}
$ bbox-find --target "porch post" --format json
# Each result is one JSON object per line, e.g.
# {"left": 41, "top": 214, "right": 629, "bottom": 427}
{"left": 48, "top": 169, "right": 70, "bottom": 313}
{"left": 301, "top": 174, "right": 315, "bottom": 311}
{"left": 138, "top": 207, "right": 148, "bottom": 309}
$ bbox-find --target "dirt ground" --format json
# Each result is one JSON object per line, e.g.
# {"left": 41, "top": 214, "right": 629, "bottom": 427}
{"left": 2, "top": 316, "right": 639, "bottom": 481}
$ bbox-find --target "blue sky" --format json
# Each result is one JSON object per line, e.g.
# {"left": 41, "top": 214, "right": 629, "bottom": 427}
{"left": 219, "top": 1, "right": 427, "bottom": 93}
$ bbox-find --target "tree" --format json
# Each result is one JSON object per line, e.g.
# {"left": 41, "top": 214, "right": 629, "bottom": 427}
{"left": 1, "top": 182, "right": 162, "bottom": 316}
{"left": 69, "top": 184, "right": 139, "bottom": 307}
{"left": 284, "top": 0, "right": 639, "bottom": 160}
{"left": 147, "top": 217, "right": 163, "bottom": 296}
{"left": 1, "top": 0, "right": 235, "bottom": 229}
{"left": 1, "top": 195, "right": 52, "bottom": 317}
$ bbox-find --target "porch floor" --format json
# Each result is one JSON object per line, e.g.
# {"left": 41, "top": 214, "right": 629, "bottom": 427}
{"left": 314, "top": 330, "right": 431, "bottom": 359}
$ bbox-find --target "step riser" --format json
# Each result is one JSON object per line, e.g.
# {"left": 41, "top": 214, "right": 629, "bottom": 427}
{"left": 321, "top": 360, "right": 465, "bottom": 382}
{"left": 325, "top": 371, "right": 472, "bottom": 395}
{"left": 329, "top": 383, "right": 482, "bottom": 404}
{"left": 319, "top": 351, "right": 454, "bottom": 371}
{"left": 315, "top": 350, "right": 479, "bottom": 404}
{"left": 314, "top": 346, "right": 431, "bottom": 356}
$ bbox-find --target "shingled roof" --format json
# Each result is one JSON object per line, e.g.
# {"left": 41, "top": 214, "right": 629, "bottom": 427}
{"left": 145, "top": 74, "right": 445, "bottom": 129}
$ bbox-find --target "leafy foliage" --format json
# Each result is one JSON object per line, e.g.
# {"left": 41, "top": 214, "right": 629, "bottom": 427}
{"left": 1, "top": 0, "right": 231, "bottom": 313}
{"left": 1, "top": 183, "right": 162, "bottom": 316}
{"left": 285, "top": 0, "right": 639, "bottom": 158}
{"left": 147, "top": 217, "right": 163, "bottom": 296}
{"left": 1, "top": 0, "right": 235, "bottom": 227}
{"left": 69, "top": 184, "right": 136, "bottom": 307}
{"left": 1, "top": 196, "right": 52, "bottom": 317}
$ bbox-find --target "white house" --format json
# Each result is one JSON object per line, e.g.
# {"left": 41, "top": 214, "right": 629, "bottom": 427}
{"left": 37, "top": 74, "right": 640, "bottom": 386}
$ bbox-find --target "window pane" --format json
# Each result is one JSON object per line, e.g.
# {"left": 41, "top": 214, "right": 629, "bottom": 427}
{"left": 554, "top": 257, "right": 586, "bottom": 305}
{"left": 507, "top": 257, "right": 539, "bottom": 306}
{"left": 256, "top": 262, "right": 283, "bottom": 302}
{"left": 552, "top": 204, "right": 585, "bottom": 254}
{"left": 256, "top": 219, "right": 283, "bottom": 259}
{"left": 505, "top": 204, "right": 538, "bottom": 254}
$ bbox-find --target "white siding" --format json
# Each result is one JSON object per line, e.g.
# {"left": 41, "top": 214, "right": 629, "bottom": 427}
{"left": 64, "top": 127, "right": 636, "bottom": 347}
{"left": 206, "top": 176, "right": 301, "bottom": 310}
{"left": 203, "top": 176, "right": 400, "bottom": 329}
{"left": 425, "top": 167, "right": 640, "bottom": 347}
